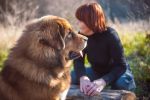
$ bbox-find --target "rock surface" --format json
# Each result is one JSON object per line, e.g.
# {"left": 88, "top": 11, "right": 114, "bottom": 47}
{"left": 67, "top": 85, "right": 136, "bottom": 100}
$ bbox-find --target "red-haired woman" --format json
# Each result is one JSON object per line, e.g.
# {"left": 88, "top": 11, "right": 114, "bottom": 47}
{"left": 71, "top": 3, "right": 136, "bottom": 96}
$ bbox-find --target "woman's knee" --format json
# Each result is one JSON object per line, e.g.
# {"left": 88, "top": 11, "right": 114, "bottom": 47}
{"left": 71, "top": 70, "right": 79, "bottom": 85}
{"left": 112, "top": 69, "right": 136, "bottom": 91}
{"left": 114, "top": 78, "right": 136, "bottom": 91}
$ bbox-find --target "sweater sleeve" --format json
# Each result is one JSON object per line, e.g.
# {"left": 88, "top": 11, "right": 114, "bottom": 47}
{"left": 73, "top": 49, "right": 86, "bottom": 82}
{"left": 102, "top": 28, "right": 127, "bottom": 85}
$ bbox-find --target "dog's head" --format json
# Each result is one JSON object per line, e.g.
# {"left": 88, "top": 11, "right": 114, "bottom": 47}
{"left": 17, "top": 15, "right": 87, "bottom": 66}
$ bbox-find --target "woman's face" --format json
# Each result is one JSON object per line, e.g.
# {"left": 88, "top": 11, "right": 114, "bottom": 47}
{"left": 77, "top": 20, "right": 94, "bottom": 36}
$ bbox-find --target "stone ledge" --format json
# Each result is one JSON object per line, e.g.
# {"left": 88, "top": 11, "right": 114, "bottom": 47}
{"left": 67, "top": 85, "right": 136, "bottom": 100}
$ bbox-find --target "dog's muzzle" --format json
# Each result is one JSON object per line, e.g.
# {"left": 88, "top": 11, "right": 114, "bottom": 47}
{"left": 68, "top": 39, "right": 87, "bottom": 60}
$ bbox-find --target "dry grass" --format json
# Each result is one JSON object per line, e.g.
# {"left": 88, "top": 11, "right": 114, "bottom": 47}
{"left": 0, "top": 19, "right": 149, "bottom": 53}
{"left": 38, "top": 0, "right": 97, "bottom": 29}
{"left": 0, "top": 0, "right": 97, "bottom": 51}
{"left": 108, "top": 18, "right": 150, "bottom": 34}
{"left": 107, "top": 19, "right": 150, "bottom": 47}
{"left": 0, "top": 24, "right": 23, "bottom": 51}
{"left": 0, "top": 0, "right": 38, "bottom": 51}
{"left": 0, "top": 0, "right": 149, "bottom": 51}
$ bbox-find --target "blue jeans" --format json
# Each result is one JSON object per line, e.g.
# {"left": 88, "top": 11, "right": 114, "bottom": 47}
{"left": 71, "top": 65, "right": 136, "bottom": 91}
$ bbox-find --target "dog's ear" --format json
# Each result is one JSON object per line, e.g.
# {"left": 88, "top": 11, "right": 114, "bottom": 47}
{"left": 39, "top": 22, "right": 65, "bottom": 50}
{"left": 57, "top": 28, "right": 65, "bottom": 50}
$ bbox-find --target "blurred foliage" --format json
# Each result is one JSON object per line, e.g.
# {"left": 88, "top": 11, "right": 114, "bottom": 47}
{"left": 0, "top": 0, "right": 38, "bottom": 27}
{"left": 99, "top": 0, "right": 150, "bottom": 22}
{"left": 0, "top": 50, "right": 8, "bottom": 71}
{"left": 119, "top": 32, "right": 150, "bottom": 97}
{"left": 120, "top": 33, "right": 150, "bottom": 81}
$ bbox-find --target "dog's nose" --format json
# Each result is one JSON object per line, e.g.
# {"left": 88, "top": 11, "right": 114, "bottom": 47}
{"left": 78, "top": 31, "right": 88, "bottom": 41}
{"left": 83, "top": 37, "right": 88, "bottom": 41}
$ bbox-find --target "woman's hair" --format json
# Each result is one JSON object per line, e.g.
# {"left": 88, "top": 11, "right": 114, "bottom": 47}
{"left": 75, "top": 3, "right": 106, "bottom": 33}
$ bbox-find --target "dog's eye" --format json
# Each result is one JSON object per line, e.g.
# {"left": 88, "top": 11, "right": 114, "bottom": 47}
{"left": 67, "top": 32, "right": 73, "bottom": 38}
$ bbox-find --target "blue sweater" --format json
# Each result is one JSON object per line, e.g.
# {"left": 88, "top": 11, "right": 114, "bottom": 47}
{"left": 73, "top": 27, "right": 127, "bottom": 85}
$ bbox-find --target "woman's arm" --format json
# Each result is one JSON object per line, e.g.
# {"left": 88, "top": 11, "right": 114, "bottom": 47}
{"left": 73, "top": 49, "right": 93, "bottom": 94}
{"left": 73, "top": 49, "right": 87, "bottom": 83}
{"left": 101, "top": 28, "right": 127, "bottom": 85}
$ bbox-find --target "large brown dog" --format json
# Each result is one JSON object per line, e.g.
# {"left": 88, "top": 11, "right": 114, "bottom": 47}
{"left": 0, "top": 15, "right": 87, "bottom": 100}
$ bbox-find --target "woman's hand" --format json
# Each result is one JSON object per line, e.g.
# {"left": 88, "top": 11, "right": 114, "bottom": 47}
{"left": 86, "top": 78, "right": 106, "bottom": 96}
{"left": 80, "top": 76, "right": 92, "bottom": 94}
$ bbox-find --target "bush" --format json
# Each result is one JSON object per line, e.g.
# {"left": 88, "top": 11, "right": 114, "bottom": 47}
{"left": 0, "top": 50, "right": 8, "bottom": 71}
{"left": 119, "top": 32, "right": 150, "bottom": 98}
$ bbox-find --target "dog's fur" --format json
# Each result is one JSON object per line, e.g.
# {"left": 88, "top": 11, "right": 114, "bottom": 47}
{"left": 0, "top": 15, "right": 87, "bottom": 100}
